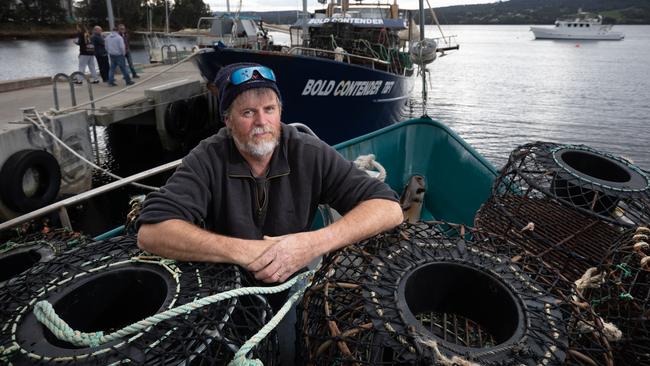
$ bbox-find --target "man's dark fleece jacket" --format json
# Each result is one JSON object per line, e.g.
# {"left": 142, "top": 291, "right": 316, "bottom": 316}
{"left": 138, "top": 124, "right": 398, "bottom": 239}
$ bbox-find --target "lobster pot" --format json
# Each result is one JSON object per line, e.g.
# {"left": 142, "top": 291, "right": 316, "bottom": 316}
{"left": 299, "top": 222, "right": 613, "bottom": 366}
{"left": 581, "top": 227, "right": 650, "bottom": 366}
{"left": 0, "top": 235, "right": 278, "bottom": 365}
{"left": 0, "top": 228, "right": 94, "bottom": 289}
{"left": 474, "top": 142, "right": 650, "bottom": 281}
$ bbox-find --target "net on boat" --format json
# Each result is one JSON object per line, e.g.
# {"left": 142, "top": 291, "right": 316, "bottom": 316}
{"left": 298, "top": 221, "right": 613, "bottom": 366}
{"left": 0, "top": 235, "right": 277, "bottom": 365}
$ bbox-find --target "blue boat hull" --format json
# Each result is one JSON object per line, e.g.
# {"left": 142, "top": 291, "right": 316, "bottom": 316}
{"left": 194, "top": 47, "right": 414, "bottom": 144}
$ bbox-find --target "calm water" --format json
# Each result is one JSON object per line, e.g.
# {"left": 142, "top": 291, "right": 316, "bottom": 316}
{"left": 2, "top": 25, "right": 646, "bottom": 169}
{"left": 0, "top": 38, "right": 150, "bottom": 80}
{"left": 415, "top": 25, "right": 650, "bottom": 169}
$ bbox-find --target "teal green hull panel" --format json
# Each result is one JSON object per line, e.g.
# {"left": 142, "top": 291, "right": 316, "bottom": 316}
{"left": 334, "top": 117, "right": 498, "bottom": 225}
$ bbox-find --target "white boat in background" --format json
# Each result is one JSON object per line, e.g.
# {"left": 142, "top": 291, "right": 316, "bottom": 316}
{"left": 530, "top": 11, "right": 624, "bottom": 40}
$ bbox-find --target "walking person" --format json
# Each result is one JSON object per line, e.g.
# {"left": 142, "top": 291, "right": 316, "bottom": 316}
{"left": 91, "top": 25, "right": 110, "bottom": 82}
{"left": 74, "top": 24, "right": 99, "bottom": 84}
{"left": 118, "top": 24, "right": 140, "bottom": 79}
{"left": 105, "top": 27, "right": 134, "bottom": 87}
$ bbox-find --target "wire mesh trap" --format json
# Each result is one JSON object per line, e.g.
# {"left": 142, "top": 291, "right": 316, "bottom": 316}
{"left": 580, "top": 227, "right": 650, "bottom": 366}
{"left": 475, "top": 195, "right": 621, "bottom": 283}
{"left": 0, "top": 227, "right": 94, "bottom": 288}
{"left": 492, "top": 141, "right": 650, "bottom": 227}
{"left": 298, "top": 221, "right": 614, "bottom": 366}
{"left": 473, "top": 141, "right": 650, "bottom": 282}
{"left": 0, "top": 235, "right": 278, "bottom": 365}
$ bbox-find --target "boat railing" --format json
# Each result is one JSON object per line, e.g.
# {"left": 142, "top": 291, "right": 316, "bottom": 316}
{"left": 0, "top": 159, "right": 182, "bottom": 233}
{"left": 288, "top": 46, "right": 391, "bottom": 69}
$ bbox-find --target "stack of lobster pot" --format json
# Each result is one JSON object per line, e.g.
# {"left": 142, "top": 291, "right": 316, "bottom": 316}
{"left": 474, "top": 141, "right": 650, "bottom": 365}
{"left": 299, "top": 221, "right": 614, "bottom": 366}
{"left": 0, "top": 235, "right": 278, "bottom": 365}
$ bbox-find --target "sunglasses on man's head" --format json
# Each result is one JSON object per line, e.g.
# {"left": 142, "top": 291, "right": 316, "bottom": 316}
{"left": 229, "top": 66, "right": 277, "bottom": 85}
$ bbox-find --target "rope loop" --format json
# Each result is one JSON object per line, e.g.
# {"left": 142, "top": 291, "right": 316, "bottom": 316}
{"left": 34, "top": 270, "right": 313, "bottom": 349}
{"left": 353, "top": 154, "right": 387, "bottom": 182}
{"left": 228, "top": 271, "right": 313, "bottom": 366}
{"left": 574, "top": 267, "right": 605, "bottom": 295}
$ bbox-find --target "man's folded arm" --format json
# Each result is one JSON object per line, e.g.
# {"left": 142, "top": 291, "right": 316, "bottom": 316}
{"left": 138, "top": 219, "right": 272, "bottom": 266}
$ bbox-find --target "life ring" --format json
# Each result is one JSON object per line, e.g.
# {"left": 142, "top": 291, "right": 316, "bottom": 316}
{"left": 300, "top": 222, "right": 572, "bottom": 365}
{"left": 0, "top": 149, "right": 61, "bottom": 213}
{"left": 1, "top": 235, "right": 277, "bottom": 364}
{"left": 163, "top": 99, "right": 190, "bottom": 139}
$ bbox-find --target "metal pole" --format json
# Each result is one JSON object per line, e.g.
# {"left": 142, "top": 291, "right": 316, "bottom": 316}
{"left": 106, "top": 0, "right": 115, "bottom": 30}
{"left": 302, "top": 0, "right": 308, "bottom": 45}
{"left": 0, "top": 159, "right": 183, "bottom": 232}
{"left": 226, "top": 0, "right": 230, "bottom": 12}
{"left": 419, "top": 0, "right": 425, "bottom": 41}
{"left": 165, "top": 0, "right": 170, "bottom": 34}
{"left": 419, "top": 0, "right": 427, "bottom": 115}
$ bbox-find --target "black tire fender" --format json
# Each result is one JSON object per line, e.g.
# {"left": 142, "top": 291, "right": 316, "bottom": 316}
{"left": 164, "top": 99, "right": 190, "bottom": 138}
{"left": 0, "top": 149, "right": 61, "bottom": 213}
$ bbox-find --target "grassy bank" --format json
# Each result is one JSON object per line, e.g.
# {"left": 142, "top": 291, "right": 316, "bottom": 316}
{"left": 0, "top": 25, "right": 76, "bottom": 40}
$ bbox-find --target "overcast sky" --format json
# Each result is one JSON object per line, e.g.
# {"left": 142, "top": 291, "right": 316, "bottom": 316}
{"left": 207, "top": 0, "right": 497, "bottom": 13}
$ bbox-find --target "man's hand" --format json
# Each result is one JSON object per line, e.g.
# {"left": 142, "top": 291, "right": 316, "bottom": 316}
{"left": 247, "top": 198, "right": 402, "bottom": 283}
{"left": 247, "top": 232, "right": 322, "bottom": 283}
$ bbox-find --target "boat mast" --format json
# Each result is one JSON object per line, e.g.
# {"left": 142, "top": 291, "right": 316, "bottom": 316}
{"left": 302, "top": 0, "right": 309, "bottom": 46}
{"left": 419, "top": 0, "right": 427, "bottom": 114}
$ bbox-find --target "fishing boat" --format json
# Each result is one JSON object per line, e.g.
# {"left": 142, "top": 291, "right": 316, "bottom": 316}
{"left": 530, "top": 10, "right": 625, "bottom": 40}
{"left": 142, "top": 13, "right": 274, "bottom": 63}
{"left": 194, "top": 0, "right": 423, "bottom": 145}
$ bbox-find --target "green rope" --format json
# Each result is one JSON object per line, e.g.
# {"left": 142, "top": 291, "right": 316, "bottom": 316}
{"left": 228, "top": 270, "right": 314, "bottom": 366}
{"left": 590, "top": 295, "right": 611, "bottom": 306}
{"left": 619, "top": 292, "right": 634, "bottom": 301}
{"left": 615, "top": 263, "right": 632, "bottom": 277}
{"left": 33, "top": 271, "right": 313, "bottom": 348}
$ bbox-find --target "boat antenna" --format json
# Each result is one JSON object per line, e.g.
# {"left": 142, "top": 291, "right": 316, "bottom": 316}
{"left": 410, "top": 0, "right": 448, "bottom": 117}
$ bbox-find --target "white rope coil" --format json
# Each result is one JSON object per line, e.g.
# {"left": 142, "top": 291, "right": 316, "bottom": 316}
{"left": 576, "top": 319, "right": 623, "bottom": 342}
{"left": 353, "top": 154, "right": 387, "bottom": 182}
{"left": 574, "top": 267, "right": 605, "bottom": 299}
{"left": 417, "top": 338, "right": 481, "bottom": 366}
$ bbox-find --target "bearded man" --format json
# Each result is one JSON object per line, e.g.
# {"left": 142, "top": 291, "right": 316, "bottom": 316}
{"left": 137, "top": 63, "right": 402, "bottom": 282}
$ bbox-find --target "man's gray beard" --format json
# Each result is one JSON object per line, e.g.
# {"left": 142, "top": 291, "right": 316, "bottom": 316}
{"left": 232, "top": 131, "right": 279, "bottom": 158}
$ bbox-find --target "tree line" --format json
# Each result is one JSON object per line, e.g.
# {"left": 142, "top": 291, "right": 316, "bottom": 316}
{"left": 0, "top": 0, "right": 211, "bottom": 30}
